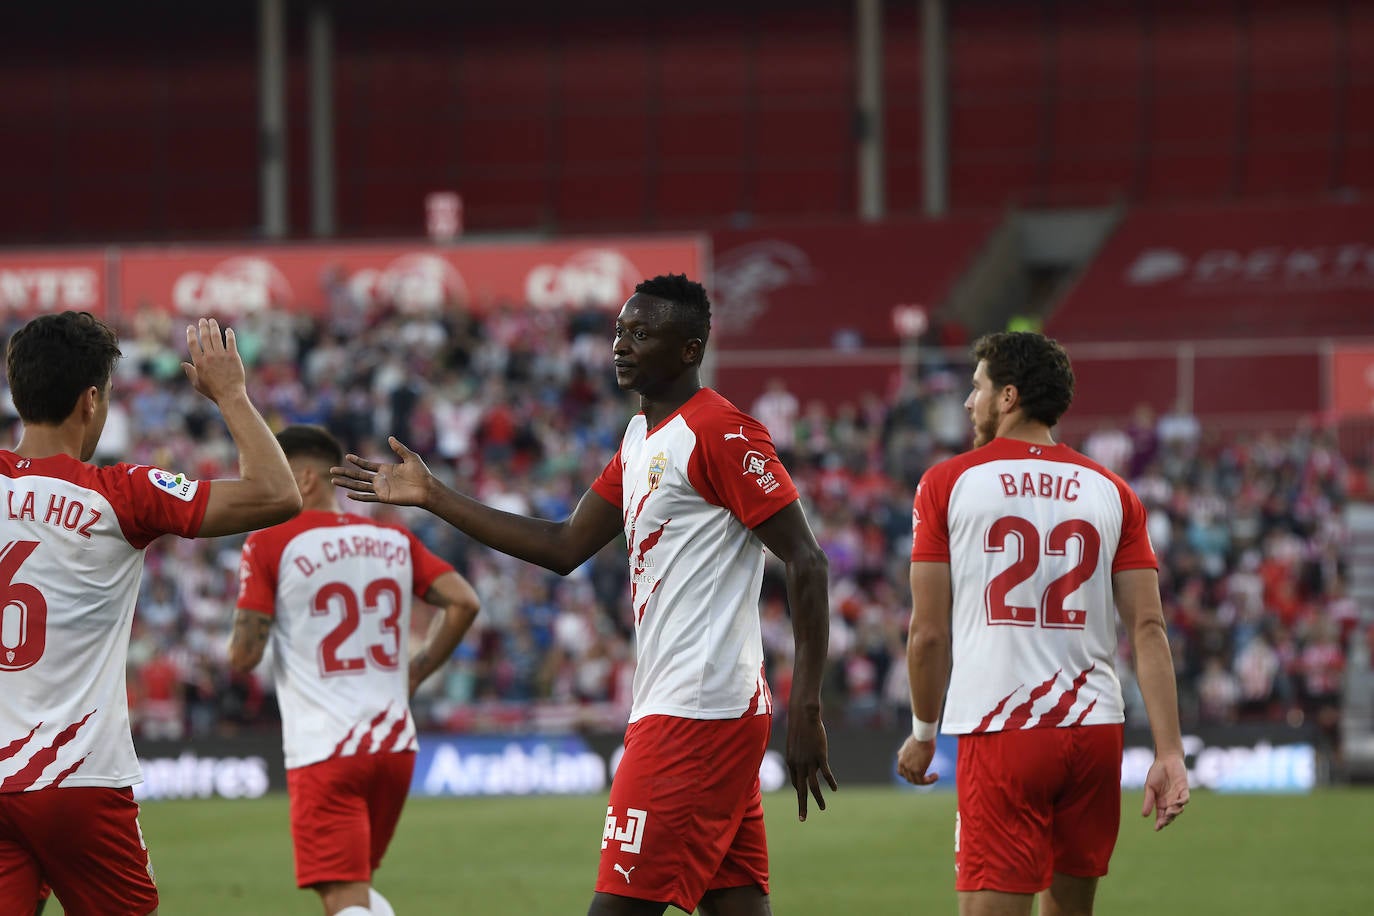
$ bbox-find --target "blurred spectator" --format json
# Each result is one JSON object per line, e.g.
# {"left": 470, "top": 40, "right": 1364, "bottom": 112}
{"left": 751, "top": 376, "right": 800, "bottom": 463}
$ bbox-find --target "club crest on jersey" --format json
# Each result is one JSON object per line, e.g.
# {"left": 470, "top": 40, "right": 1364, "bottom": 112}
{"left": 647, "top": 452, "right": 667, "bottom": 491}
{"left": 148, "top": 468, "right": 199, "bottom": 502}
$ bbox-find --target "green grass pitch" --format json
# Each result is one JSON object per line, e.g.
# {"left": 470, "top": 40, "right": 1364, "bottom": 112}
{"left": 51, "top": 787, "right": 1374, "bottom": 914}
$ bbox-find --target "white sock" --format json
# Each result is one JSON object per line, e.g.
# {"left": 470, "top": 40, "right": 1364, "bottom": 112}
{"left": 334, "top": 908, "right": 371, "bottom": 916}
{"left": 369, "top": 888, "right": 396, "bottom": 916}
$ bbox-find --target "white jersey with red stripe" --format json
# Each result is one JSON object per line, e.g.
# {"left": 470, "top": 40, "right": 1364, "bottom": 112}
{"left": 236, "top": 510, "right": 454, "bottom": 769}
{"left": 0, "top": 452, "right": 209, "bottom": 792}
{"left": 910, "top": 439, "right": 1158, "bottom": 735}
{"left": 592, "top": 388, "right": 798, "bottom": 723}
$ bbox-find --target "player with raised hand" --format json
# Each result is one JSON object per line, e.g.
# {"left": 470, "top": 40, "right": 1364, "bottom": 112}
{"left": 0, "top": 312, "right": 300, "bottom": 916}
{"left": 228, "top": 424, "right": 480, "bottom": 916}
{"left": 897, "top": 331, "right": 1189, "bottom": 916}
{"left": 334, "top": 274, "right": 837, "bottom": 916}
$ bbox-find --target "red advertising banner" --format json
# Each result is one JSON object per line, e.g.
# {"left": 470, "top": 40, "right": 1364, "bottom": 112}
{"left": 1048, "top": 201, "right": 1374, "bottom": 343}
{"left": 0, "top": 250, "right": 107, "bottom": 317}
{"left": 118, "top": 236, "right": 705, "bottom": 318}
{"left": 711, "top": 218, "right": 994, "bottom": 350}
{"left": 708, "top": 218, "right": 995, "bottom": 406}
{"left": 1332, "top": 346, "right": 1374, "bottom": 416}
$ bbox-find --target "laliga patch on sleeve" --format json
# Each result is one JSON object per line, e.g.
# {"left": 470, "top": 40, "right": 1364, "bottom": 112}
{"left": 148, "top": 468, "right": 200, "bottom": 502}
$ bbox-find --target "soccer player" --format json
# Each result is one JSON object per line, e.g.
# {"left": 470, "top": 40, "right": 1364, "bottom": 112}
{"left": 333, "top": 274, "right": 837, "bottom": 916}
{"left": 0, "top": 313, "right": 301, "bottom": 916}
{"left": 897, "top": 331, "right": 1190, "bottom": 916}
{"left": 228, "top": 424, "right": 480, "bottom": 916}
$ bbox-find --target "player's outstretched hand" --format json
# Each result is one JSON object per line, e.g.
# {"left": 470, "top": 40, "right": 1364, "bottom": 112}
{"left": 331, "top": 436, "right": 433, "bottom": 507}
{"left": 181, "top": 318, "right": 247, "bottom": 405}
{"left": 786, "top": 717, "right": 838, "bottom": 823}
{"left": 1142, "top": 753, "right": 1190, "bottom": 832}
{"left": 896, "top": 735, "right": 940, "bottom": 788}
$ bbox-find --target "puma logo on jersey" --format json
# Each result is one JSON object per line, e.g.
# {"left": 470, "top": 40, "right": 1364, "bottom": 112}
{"left": 723, "top": 427, "right": 749, "bottom": 442}
{"left": 613, "top": 864, "right": 636, "bottom": 883}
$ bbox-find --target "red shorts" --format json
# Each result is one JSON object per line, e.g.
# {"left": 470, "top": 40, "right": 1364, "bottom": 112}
{"left": 955, "top": 724, "right": 1123, "bottom": 894}
{"left": 286, "top": 751, "right": 415, "bottom": 888}
{"left": 597, "top": 714, "right": 771, "bottom": 913}
{"left": 0, "top": 786, "right": 157, "bottom": 916}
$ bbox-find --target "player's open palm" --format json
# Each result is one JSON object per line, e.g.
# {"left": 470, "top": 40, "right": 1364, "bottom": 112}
{"left": 333, "top": 436, "right": 433, "bottom": 507}
{"left": 181, "top": 318, "right": 247, "bottom": 405}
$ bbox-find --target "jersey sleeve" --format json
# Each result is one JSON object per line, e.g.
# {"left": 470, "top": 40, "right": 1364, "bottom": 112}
{"left": 690, "top": 408, "right": 799, "bottom": 529}
{"left": 235, "top": 531, "right": 282, "bottom": 616}
{"left": 106, "top": 463, "right": 212, "bottom": 549}
{"left": 910, "top": 465, "right": 953, "bottom": 563}
{"left": 1112, "top": 479, "right": 1159, "bottom": 572}
{"left": 404, "top": 528, "right": 456, "bottom": 597}
{"left": 590, "top": 446, "right": 625, "bottom": 509}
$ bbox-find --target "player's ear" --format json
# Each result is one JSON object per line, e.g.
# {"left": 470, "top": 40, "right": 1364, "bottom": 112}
{"left": 682, "top": 337, "right": 704, "bottom": 366}
{"left": 78, "top": 385, "right": 99, "bottom": 421}
{"left": 292, "top": 464, "right": 316, "bottom": 498}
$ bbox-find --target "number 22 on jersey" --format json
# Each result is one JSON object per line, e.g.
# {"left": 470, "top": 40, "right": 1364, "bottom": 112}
{"left": 983, "top": 516, "right": 1100, "bottom": 630}
{"left": 313, "top": 578, "right": 402, "bottom": 676}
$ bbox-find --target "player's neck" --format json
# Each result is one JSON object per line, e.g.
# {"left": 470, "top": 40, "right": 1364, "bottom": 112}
{"left": 14, "top": 423, "right": 86, "bottom": 461}
{"left": 639, "top": 374, "right": 704, "bottom": 429}
{"left": 302, "top": 495, "right": 341, "bottom": 514}
{"left": 996, "top": 416, "right": 1057, "bottom": 446}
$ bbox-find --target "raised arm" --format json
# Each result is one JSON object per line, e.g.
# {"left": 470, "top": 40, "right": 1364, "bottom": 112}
{"left": 227, "top": 608, "right": 273, "bottom": 673}
{"left": 1114, "top": 567, "right": 1190, "bottom": 831}
{"left": 182, "top": 319, "right": 301, "bottom": 537}
{"left": 332, "top": 437, "right": 622, "bottom": 575}
{"left": 897, "top": 560, "right": 952, "bottom": 787}
{"left": 408, "top": 570, "right": 481, "bottom": 697}
{"left": 752, "top": 500, "right": 837, "bottom": 822}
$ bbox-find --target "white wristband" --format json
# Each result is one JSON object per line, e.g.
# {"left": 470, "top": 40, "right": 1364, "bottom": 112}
{"left": 912, "top": 715, "right": 938, "bottom": 741}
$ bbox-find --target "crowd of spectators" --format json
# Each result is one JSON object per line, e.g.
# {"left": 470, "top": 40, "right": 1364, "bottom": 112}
{"left": 1, "top": 301, "right": 1366, "bottom": 748}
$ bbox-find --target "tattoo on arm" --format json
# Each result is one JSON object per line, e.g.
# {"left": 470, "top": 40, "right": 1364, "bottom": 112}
{"left": 230, "top": 610, "right": 273, "bottom": 668}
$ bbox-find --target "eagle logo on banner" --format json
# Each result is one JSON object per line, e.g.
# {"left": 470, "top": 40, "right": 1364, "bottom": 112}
{"left": 647, "top": 452, "right": 667, "bottom": 491}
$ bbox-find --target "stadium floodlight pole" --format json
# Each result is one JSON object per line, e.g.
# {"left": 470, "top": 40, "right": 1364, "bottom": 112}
{"left": 308, "top": 2, "right": 337, "bottom": 238}
{"left": 856, "top": 0, "right": 886, "bottom": 222}
{"left": 921, "top": 0, "right": 949, "bottom": 218}
{"left": 258, "top": 0, "right": 288, "bottom": 239}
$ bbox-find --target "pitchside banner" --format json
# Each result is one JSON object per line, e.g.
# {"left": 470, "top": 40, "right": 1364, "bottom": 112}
{"left": 0, "top": 250, "right": 107, "bottom": 317}
{"left": 132, "top": 723, "right": 1320, "bottom": 801}
{"left": 117, "top": 237, "right": 704, "bottom": 318}
{"left": 887, "top": 728, "right": 1318, "bottom": 795}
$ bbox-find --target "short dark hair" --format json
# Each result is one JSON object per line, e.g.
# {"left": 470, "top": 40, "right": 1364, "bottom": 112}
{"left": 276, "top": 424, "right": 344, "bottom": 466}
{"left": 634, "top": 273, "right": 711, "bottom": 350}
{"left": 6, "top": 311, "right": 122, "bottom": 425}
{"left": 972, "top": 331, "right": 1075, "bottom": 427}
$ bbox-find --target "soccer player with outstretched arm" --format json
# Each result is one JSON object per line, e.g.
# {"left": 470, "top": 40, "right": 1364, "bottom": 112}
{"left": 333, "top": 274, "right": 837, "bottom": 916}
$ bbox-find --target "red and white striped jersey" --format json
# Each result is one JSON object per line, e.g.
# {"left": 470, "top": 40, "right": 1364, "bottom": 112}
{"left": 236, "top": 510, "right": 454, "bottom": 769}
{"left": 592, "top": 388, "right": 797, "bottom": 723}
{"left": 911, "top": 439, "right": 1157, "bottom": 735}
{"left": 0, "top": 452, "right": 209, "bottom": 792}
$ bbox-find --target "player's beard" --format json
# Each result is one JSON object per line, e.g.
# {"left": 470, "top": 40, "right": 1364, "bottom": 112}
{"left": 972, "top": 401, "right": 1000, "bottom": 448}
